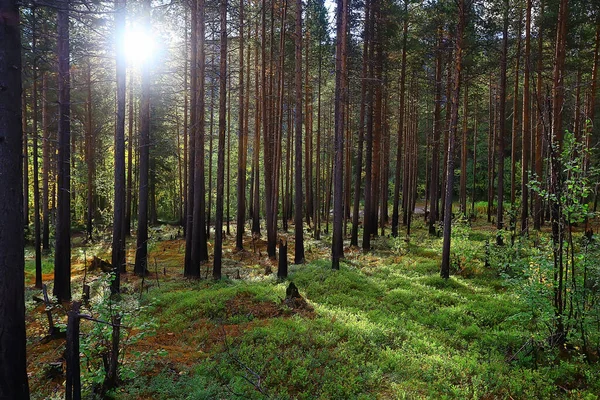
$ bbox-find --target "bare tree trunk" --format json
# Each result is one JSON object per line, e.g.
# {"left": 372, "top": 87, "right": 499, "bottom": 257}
{"left": 332, "top": 0, "right": 348, "bottom": 269}
{"left": 521, "top": 0, "right": 532, "bottom": 234}
{"left": 0, "top": 2, "right": 29, "bottom": 395}
{"left": 392, "top": 7, "right": 408, "bottom": 237}
{"left": 125, "top": 73, "right": 134, "bottom": 236}
{"left": 460, "top": 83, "right": 468, "bottom": 215}
{"left": 31, "top": 11, "right": 42, "bottom": 289}
{"left": 534, "top": 0, "right": 544, "bottom": 230}
{"left": 112, "top": 0, "right": 127, "bottom": 292}
{"left": 294, "top": 0, "right": 305, "bottom": 264}
{"left": 236, "top": 0, "right": 246, "bottom": 250}
{"left": 214, "top": 0, "right": 228, "bottom": 280}
{"left": 54, "top": 0, "right": 72, "bottom": 301}
{"left": 350, "top": 0, "right": 370, "bottom": 247}
{"left": 441, "top": 0, "right": 466, "bottom": 279}
{"left": 42, "top": 72, "right": 50, "bottom": 251}
{"left": 496, "top": 0, "right": 509, "bottom": 245}
{"left": 429, "top": 28, "right": 443, "bottom": 235}
{"left": 134, "top": 0, "right": 152, "bottom": 277}
{"left": 190, "top": 0, "right": 209, "bottom": 275}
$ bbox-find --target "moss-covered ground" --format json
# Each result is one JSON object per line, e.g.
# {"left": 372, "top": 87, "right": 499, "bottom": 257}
{"left": 24, "top": 219, "right": 600, "bottom": 399}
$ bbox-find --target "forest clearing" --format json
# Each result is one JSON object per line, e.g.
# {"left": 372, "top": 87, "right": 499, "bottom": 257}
{"left": 2, "top": 0, "right": 600, "bottom": 398}
{"left": 22, "top": 217, "right": 600, "bottom": 399}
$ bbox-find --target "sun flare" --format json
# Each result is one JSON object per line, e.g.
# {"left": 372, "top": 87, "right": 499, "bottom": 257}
{"left": 123, "top": 27, "right": 155, "bottom": 65}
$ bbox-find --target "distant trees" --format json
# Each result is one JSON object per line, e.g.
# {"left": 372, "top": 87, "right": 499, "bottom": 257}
{"left": 0, "top": 0, "right": 30, "bottom": 396}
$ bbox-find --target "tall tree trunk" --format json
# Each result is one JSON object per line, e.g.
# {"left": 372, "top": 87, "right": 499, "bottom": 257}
{"left": 31, "top": 10, "right": 42, "bottom": 289}
{"left": 85, "top": 61, "right": 94, "bottom": 242}
{"left": 22, "top": 90, "right": 29, "bottom": 227}
{"left": 190, "top": 0, "right": 209, "bottom": 275}
{"left": 54, "top": 0, "right": 72, "bottom": 301}
{"left": 350, "top": 0, "right": 369, "bottom": 246}
{"left": 294, "top": 0, "right": 305, "bottom": 264}
{"left": 236, "top": 0, "right": 246, "bottom": 250}
{"left": 392, "top": 7, "right": 408, "bottom": 237}
{"left": 441, "top": 0, "right": 466, "bottom": 279}
{"left": 42, "top": 72, "right": 50, "bottom": 251}
{"left": 0, "top": 1, "right": 29, "bottom": 395}
{"left": 487, "top": 75, "right": 494, "bottom": 223}
{"left": 534, "top": 0, "right": 544, "bottom": 230}
{"left": 125, "top": 73, "right": 134, "bottom": 236}
{"left": 134, "top": 0, "right": 151, "bottom": 277}
{"left": 332, "top": 0, "right": 348, "bottom": 269}
{"left": 510, "top": 15, "right": 522, "bottom": 216}
{"left": 496, "top": 0, "right": 509, "bottom": 245}
{"left": 521, "top": 0, "right": 532, "bottom": 234}
{"left": 252, "top": 14, "right": 261, "bottom": 235}
{"left": 112, "top": 0, "right": 127, "bottom": 292}
{"left": 362, "top": 0, "right": 375, "bottom": 250}
{"left": 429, "top": 27, "right": 443, "bottom": 235}
{"left": 460, "top": 83, "right": 468, "bottom": 215}
{"left": 214, "top": 0, "right": 228, "bottom": 279}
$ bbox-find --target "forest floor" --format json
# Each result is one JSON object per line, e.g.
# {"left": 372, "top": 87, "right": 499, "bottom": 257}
{"left": 23, "top": 213, "right": 600, "bottom": 399}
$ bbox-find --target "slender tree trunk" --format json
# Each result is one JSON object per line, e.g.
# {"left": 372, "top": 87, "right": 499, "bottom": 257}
{"left": 236, "top": 0, "right": 246, "bottom": 250}
{"left": 0, "top": 1, "right": 29, "bottom": 395}
{"left": 496, "top": 0, "right": 509, "bottom": 245}
{"left": 252, "top": 14, "right": 261, "bottom": 235}
{"left": 190, "top": 0, "right": 209, "bottom": 275}
{"left": 214, "top": 0, "right": 227, "bottom": 280}
{"left": 134, "top": 0, "right": 151, "bottom": 277}
{"left": 54, "top": 0, "right": 72, "bottom": 301}
{"left": 460, "top": 83, "right": 468, "bottom": 215}
{"left": 332, "top": 0, "right": 348, "bottom": 269}
{"left": 362, "top": 0, "right": 375, "bottom": 250}
{"left": 125, "top": 73, "right": 134, "bottom": 236}
{"left": 85, "top": 61, "right": 94, "bottom": 242}
{"left": 441, "top": 0, "right": 466, "bottom": 279}
{"left": 487, "top": 75, "right": 494, "bottom": 223}
{"left": 534, "top": 0, "right": 544, "bottom": 230}
{"left": 31, "top": 12, "right": 42, "bottom": 289}
{"left": 23, "top": 90, "right": 29, "bottom": 227}
{"left": 294, "top": 0, "right": 305, "bottom": 264}
{"left": 510, "top": 15, "right": 522, "bottom": 215}
{"left": 392, "top": 8, "right": 408, "bottom": 237}
{"left": 521, "top": 0, "right": 532, "bottom": 234}
{"left": 112, "top": 0, "right": 127, "bottom": 291}
{"left": 429, "top": 28, "right": 443, "bottom": 234}
{"left": 350, "top": 0, "right": 369, "bottom": 246}
{"left": 42, "top": 72, "right": 50, "bottom": 251}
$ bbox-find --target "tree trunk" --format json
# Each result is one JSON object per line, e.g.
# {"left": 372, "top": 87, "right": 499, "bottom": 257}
{"left": 496, "top": 0, "right": 509, "bottom": 245}
{"left": 134, "top": 0, "right": 151, "bottom": 277}
{"left": 42, "top": 72, "right": 50, "bottom": 251}
{"left": 190, "top": 0, "right": 209, "bottom": 276}
{"left": 350, "top": 0, "right": 370, "bottom": 247}
{"left": 392, "top": 7, "right": 408, "bottom": 237}
{"left": 294, "top": 0, "right": 305, "bottom": 264}
{"left": 125, "top": 73, "right": 134, "bottom": 236}
{"left": 112, "top": 0, "right": 127, "bottom": 292}
{"left": 332, "top": 0, "right": 348, "bottom": 269}
{"left": 214, "top": 0, "right": 228, "bottom": 280}
{"left": 460, "top": 83, "right": 468, "bottom": 215}
{"left": 0, "top": 0, "right": 30, "bottom": 395}
{"left": 534, "top": 0, "right": 544, "bottom": 230}
{"left": 521, "top": 0, "right": 532, "bottom": 234}
{"left": 54, "top": 0, "right": 72, "bottom": 301}
{"left": 31, "top": 11, "right": 42, "bottom": 289}
{"left": 441, "top": 0, "right": 466, "bottom": 279}
{"left": 236, "top": 0, "right": 246, "bottom": 250}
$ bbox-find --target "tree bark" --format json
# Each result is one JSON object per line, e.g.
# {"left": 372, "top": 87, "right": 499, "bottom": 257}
{"left": 214, "top": 0, "right": 228, "bottom": 279}
{"left": 496, "top": 0, "right": 509, "bottom": 245}
{"left": 0, "top": 0, "right": 30, "bottom": 395}
{"left": 521, "top": 0, "right": 532, "bottom": 234}
{"left": 134, "top": 0, "right": 152, "bottom": 277}
{"left": 112, "top": 0, "right": 127, "bottom": 292}
{"left": 54, "top": 0, "right": 72, "bottom": 301}
{"left": 441, "top": 0, "right": 466, "bottom": 279}
{"left": 293, "top": 0, "right": 305, "bottom": 264}
{"left": 332, "top": 0, "right": 348, "bottom": 269}
{"left": 236, "top": 0, "right": 246, "bottom": 250}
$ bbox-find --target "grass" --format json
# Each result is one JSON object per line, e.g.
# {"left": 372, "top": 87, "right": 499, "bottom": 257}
{"left": 25, "top": 221, "right": 600, "bottom": 399}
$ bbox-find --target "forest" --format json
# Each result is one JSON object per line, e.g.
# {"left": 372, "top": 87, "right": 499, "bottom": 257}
{"left": 2, "top": 0, "right": 600, "bottom": 397}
